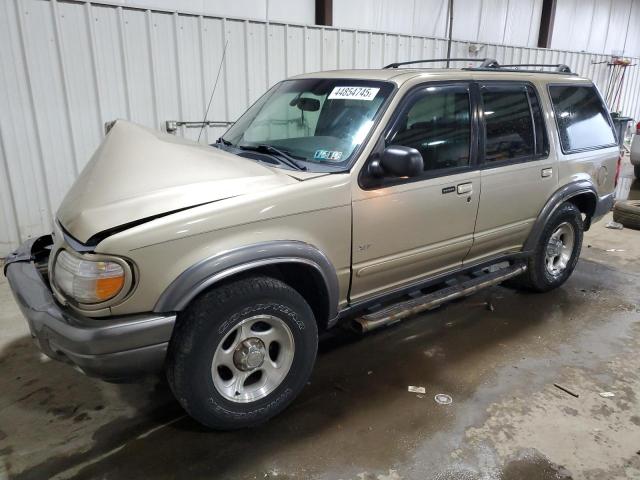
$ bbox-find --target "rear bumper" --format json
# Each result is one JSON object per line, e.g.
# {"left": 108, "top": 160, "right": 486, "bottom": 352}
{"left": 592, "top": 192, "right": 616, "bottom": 223}
{"left": 4, "top": 237, "right": 175, "bottom": 381}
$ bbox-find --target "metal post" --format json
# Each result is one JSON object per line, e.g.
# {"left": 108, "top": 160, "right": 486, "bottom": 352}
{"left": 446, "top": 0, "right": 453, "bottom": 67}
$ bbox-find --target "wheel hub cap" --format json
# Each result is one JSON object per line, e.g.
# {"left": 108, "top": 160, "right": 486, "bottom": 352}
{"left": 233, "top": 338, "right": 266, "bottom": 371}
{"left": 544, "top": 222, "right": 575, "bottom": 277}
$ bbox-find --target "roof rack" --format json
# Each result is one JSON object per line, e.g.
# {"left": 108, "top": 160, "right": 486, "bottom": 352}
{"left": 497, "top": 63, "right": 572, "bottom": 73}
{"left": 383, "top": 58, "right": 498, "bottom": 69}
{"left": 383, "top": 58, "right": 573, "bottom": 74}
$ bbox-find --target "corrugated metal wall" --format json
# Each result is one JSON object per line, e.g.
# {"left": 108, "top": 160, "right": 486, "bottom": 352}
{"left": 334, "top": 0, "right": 544, "bottom": 48}
{"left": 551, "top": 0, "right": 640, "bottom": 57}
{"left": 1, "top": 0, "right": 640, "bottom": 256}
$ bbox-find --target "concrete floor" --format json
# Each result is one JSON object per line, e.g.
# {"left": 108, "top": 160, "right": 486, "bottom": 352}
{"left": 1, "top": 164, "right": 639, "bottom": 480}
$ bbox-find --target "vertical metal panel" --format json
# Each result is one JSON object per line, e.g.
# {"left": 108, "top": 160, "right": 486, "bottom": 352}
{"left": 1, "top": 0, "right": 640, "bottom": 256}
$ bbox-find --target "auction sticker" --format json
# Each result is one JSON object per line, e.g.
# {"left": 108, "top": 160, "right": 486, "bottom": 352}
{"left": 314, "top": 149, "right": 343, "bottom": 161}
{"left": 328, "top": 86, "right": 380, "bottom": 101}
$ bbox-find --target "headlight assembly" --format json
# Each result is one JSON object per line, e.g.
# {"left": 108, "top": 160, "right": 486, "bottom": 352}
{"left": 53, "top": 250, "right": 129, "bottom": 304}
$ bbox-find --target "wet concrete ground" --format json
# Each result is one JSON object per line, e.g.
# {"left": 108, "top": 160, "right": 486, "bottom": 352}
{"left": 1, "top": 163, "right": 639, "bottom": 480}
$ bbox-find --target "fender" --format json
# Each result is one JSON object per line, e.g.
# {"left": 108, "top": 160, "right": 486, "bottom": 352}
{"left": 523, "top": 180, "right": 597, "bottom": 252}
{"left": 153, "top": 241, "right": 340, "bottom": 321}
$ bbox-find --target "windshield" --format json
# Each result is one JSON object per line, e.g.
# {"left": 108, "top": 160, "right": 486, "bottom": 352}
{"left": 222, "top": 79, "right": 394, "bottom": 169}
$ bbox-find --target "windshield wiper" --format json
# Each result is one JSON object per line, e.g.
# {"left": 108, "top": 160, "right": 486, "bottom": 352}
{"left": 238, "top": 144, "right": 307, "bottom": 171}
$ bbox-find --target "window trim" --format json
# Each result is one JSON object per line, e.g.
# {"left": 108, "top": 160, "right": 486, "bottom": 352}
{"left": 359, "top": 80, "right": 479, "bottom": 190}
{"left": 478, "top": 81, "right": 550, "bottom": 170}
{"left": 547, "top": 82, "right": 618, "bottom": 155}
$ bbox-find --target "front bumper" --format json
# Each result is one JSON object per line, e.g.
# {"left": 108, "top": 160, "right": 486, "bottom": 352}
{"left": 4, "top": 237, "right": 176, "bottom": 381}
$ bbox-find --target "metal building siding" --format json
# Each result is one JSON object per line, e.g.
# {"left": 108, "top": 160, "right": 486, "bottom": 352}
{"left": 334, "top": 0, "right": 543, "bottom": 48}
{"left": 551, "top": 0, "right": 640, "bottom": 57}
{"left": 1, "top": 0, "right": 640, "bottom": 256}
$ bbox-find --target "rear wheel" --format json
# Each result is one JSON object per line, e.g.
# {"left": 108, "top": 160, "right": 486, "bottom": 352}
{"left": 511, "top": 202, "right": 583, "bottom": 292}
{"left": 166, "top": 276, "right": 318, "bottom": 429}
{"left": 634, "top": 164, "right": 640, "bottom": 179}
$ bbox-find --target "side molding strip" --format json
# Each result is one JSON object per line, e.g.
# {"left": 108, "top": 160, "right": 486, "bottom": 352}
{"left": 153, "top": 241, "right": 340, "bottom": 321}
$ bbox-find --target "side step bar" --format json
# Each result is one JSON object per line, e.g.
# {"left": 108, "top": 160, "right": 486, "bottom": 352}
{"left": 353, "top": 264, "right": 527, "bottom": 333}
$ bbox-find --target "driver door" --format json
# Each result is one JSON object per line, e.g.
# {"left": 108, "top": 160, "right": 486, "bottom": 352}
{"left": 350, "top": 83, "right": 481, "bottom": 302}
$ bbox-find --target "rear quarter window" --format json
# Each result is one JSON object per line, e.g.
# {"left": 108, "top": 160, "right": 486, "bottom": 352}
{"left": 548, "top": 85, "right": 616, "bottom": 153}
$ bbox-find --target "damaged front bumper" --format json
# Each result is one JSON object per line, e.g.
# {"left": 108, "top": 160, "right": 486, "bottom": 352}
{"left": 4, "top": 236, "right": 175, "bottom": 381}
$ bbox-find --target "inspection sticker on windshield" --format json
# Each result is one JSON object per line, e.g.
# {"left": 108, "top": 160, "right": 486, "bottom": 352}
{"left": 314, "top": 149, "right": 343, "bottom": 161}
{"left": 328, "top": 86, "right": 380, "bottom": 101}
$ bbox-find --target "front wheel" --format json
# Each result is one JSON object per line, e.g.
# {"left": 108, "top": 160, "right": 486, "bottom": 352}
{"left": 166, "top": 276, "right": 318, "bottom": 429}
{"left": 512, "top": 202, "right": 584, "bottom": 292}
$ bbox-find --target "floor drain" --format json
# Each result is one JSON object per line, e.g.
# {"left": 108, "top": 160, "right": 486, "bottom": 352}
{"left": 434, "top": 393, "right": 452, "bottom": 405}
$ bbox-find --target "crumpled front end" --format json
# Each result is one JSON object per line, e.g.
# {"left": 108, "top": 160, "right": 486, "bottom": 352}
{"left": 4, "top": 235, "right": 175, "bottom": 381}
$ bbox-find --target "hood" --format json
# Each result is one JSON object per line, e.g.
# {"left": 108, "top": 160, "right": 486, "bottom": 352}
{"left": 57, "top": 121, "right": 301, "bottom": 244}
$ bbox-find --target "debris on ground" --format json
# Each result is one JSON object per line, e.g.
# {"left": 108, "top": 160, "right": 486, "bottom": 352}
{"left": 408, "top": 386, "right": 426, "bottom": 394}
{"left": 334, "top": 383, "right": 347, "bottom": 393}
{"left": 605, "top": 248, "right": 626, "bottom": 252}
{"left": 554, "top": 383, "right": 579, "bottom": 398}
{"left": 599, "top": 391, "right": 615, "bottom": 398}
{"left": 486, "top": 301, "right": 495, "bottom": 312}
{"left": 605, "top": 220, "right": 624, "bottom": 230}
{"left": 434, "top": 394, "right": 453, "bottom": 405}
{"left": 416, "top": 394, "right": 424, "bottom": 399}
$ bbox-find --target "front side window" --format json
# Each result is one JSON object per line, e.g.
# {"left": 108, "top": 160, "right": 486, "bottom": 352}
{"left": 482, "top": 88, "right": 534, "bottom": 163}
{"left": 549, "top": 85, "right": 616, "bottom": 153}
{"left": 222, "top": 79, "right": 394, "bottom": 169}
{"left": 388, "top": 85, "right": 471, "bottom": 173}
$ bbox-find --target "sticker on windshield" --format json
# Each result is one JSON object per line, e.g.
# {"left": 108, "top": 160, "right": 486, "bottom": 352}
{"left": 328, "top": 86, "right": 380, "bottom": 101}
{"left": 314, "top": 149, "right": 343, "bottom": 161}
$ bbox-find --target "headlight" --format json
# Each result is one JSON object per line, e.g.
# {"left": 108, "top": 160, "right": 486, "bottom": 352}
{"left": 53, "top": 250, "right": 126, "bottom": 304}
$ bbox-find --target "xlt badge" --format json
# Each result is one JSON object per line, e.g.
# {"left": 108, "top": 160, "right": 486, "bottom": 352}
{"left": 442, "top": 186, "right": 455, "bottom": 194}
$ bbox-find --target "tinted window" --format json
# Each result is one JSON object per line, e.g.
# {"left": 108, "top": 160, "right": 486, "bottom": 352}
{"left": 483, "top": 89, "right": 534, "bottom": 162}
{"left": 549, "top": 85, "right": 616, "bottom": 152}
{"left": 389, "top": 86, "right": 471, "bottom": 172}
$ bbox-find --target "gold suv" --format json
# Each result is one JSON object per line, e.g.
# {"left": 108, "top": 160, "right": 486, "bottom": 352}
{"left": 5, "top": 59, "right": 619, "bottom": 429}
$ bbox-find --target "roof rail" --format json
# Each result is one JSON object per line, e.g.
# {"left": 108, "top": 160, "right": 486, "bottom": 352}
{"left": 383, "top": 58, "right": 498, "bottom": 69}
{"left": 382, "top": 58, "right": 573, "bottom": 74}
{"left": 494, "top": 63, "right": 572, "bottom": 73}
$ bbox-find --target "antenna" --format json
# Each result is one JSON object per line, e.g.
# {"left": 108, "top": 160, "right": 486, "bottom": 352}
{"left": 198, "top": 39, "right": 229, "bottom": 143}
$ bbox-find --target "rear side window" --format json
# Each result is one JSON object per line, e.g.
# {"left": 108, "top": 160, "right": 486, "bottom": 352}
{"left": 549, "top": 85, "right": 616, "bottom": 153}
{"left": 482, "top": 89, "right": 534, "bottom": 163}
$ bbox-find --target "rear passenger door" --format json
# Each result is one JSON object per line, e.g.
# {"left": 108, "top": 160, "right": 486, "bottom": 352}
{"left": 465, "top": 82, "right": 556, "bottom": 263}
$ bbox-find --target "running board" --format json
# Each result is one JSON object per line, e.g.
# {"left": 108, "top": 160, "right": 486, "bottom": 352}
{"left": 353, "top": 264, "right": 527, "bottom": 333}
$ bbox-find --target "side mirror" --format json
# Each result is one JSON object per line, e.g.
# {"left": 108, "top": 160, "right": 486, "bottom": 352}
{"left": 370, "top": 145, "right": 423, "bottom": 178}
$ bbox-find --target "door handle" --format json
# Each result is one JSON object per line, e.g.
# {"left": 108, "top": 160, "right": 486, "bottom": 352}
{"left": 541, "top": 168, "right": 553, "bottom": 178}
{"left": 457, "top": 182, "right": 473, "bottom": 195}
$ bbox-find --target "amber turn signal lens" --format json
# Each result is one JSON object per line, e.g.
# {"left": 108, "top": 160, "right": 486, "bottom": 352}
{"left": 95, "top": 275, "right": 125, "bottom": 301}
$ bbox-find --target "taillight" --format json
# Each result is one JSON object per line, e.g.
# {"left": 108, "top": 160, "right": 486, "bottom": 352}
{"left": 614, "top": 153, "right": 622, "bottom": 187}
{"left": 636, "top": 121, "right": 640, "bottom": 134}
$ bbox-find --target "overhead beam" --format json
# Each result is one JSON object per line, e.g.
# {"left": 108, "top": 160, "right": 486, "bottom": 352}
{"left": 537, "top": 0, "right": 557, "bottom": 48}
{"left": 315, "top": 0, "right": 332, "bottom": 26}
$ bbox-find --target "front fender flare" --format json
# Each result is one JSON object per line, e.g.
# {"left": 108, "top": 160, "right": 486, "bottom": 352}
{"left": 153, "top": 241, "right": 340, "bottom": 322}
{"left": 523, "top": 180, "right": 597, "bottom": 252}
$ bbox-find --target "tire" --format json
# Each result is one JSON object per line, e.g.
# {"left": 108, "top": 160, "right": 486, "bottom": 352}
{"left": 613, "top": 200, "right": 640, "bottom": 230}
{"left": 166, "top": 275, "right": 318, "bottom": 430}
{"left": 634, "top": 164, "right": 640, "bottom": 179}
{"left": 511, "top": 202, "right": 584, "bottom": 292}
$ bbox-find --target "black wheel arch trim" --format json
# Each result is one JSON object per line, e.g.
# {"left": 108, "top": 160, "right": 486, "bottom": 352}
{"left": 153, "top": 241, "right": 340, "bottom": 325}
{"left": 523, "top": 180, "right": 596, "bottom": 252}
